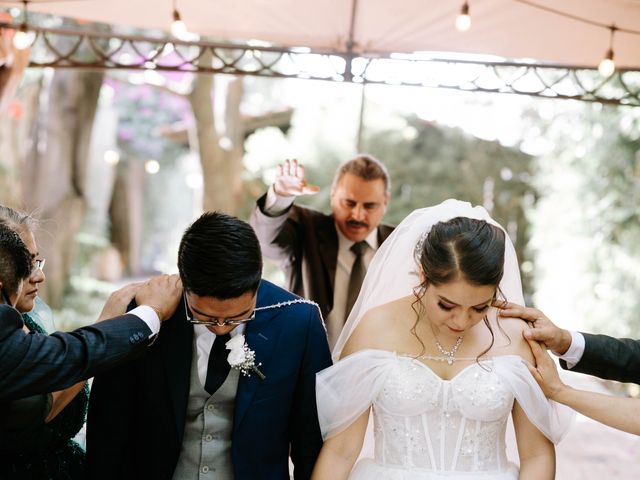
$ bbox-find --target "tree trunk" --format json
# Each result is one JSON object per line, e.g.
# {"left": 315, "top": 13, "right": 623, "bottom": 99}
{"left": 109, "top": 159, "right": 145, "bottom": 276}
{"left": 188, "top": 58, "right": 244, "bottom": 214}
{"left": 22, "top": 69, "right": 104, "bottom": 308}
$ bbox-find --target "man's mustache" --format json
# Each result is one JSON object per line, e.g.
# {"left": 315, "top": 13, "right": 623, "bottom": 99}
{"left": 346, "top": 220, "right": 369, "bottom": 228}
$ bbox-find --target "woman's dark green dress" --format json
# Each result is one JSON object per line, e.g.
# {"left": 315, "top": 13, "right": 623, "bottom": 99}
{"left": 0, "top": 314, "right": 90, "bottom": 479}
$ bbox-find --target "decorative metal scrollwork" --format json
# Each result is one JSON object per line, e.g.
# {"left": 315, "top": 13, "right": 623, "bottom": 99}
{"left": 2, "top": 21, "right": 639, "bottom": 107}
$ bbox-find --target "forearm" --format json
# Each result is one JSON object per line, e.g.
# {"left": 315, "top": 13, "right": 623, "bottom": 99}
{"left": 554, "top": 386, "right": 640, "bottom": 435}
{"left": 250, "top": 193, "right": 298, "bottom": 261}
{"left": 518, "top": 453, "right": 555, "bottom": 480}
{"left": 575, "top": 334, "right": 640, "bottom": 383}
{"left": 0, "top": 314, "right": 151, "bottom": 400}
{"left": 46, "top": 380, "right": 86, "bottom": 422}
{"left": 311, "top": 444, "right": 357, "bottom": 480}
{"left": 311, "top": 408, "right": 369, "bottom": 480}
{"left": 513, "top": 400, "right": 555, "bottom": 480}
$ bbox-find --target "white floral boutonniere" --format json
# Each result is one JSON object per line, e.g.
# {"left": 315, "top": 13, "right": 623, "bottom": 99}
{"left": 225, "top": 334, "right": 266, "bottom": 380}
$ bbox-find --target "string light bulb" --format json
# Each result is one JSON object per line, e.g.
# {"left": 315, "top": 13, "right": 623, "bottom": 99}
{"left": 13, "top": 27, "right": 30, "bottom": 50}
{"left": 455, "top": 2, "right": 471, "bottom": 32}
{"left": 170, "top": 0, "right": 187, "bottom": 38}
{"left": 598, "top": 25, "right": 617, "bottom": 77}
{"left": 598, "top": 49, "right": 615, "bottom": 77}
{"left": 12, "top": 0, "right": 31, "bottom": 50}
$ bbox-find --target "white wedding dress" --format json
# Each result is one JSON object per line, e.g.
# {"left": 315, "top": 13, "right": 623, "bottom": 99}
{"left": 317, "top": 349, "right": 573, "bottom": 480}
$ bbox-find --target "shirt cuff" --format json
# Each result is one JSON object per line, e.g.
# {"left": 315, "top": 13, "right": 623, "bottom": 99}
{"left": 559, "top": 330, "right": 585, "bottom": 369}
{"left": 129, "top": 305, "right": 160, "bottom": 336}
{"left": 264, "top": 184, "right": 295, "bottom": 215}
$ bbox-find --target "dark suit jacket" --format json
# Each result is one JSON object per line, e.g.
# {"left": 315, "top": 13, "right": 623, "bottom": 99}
{"left": 0, "top": 304, "right": 151, "bottom": 401}
{"left": 251, "top": 193, "right": 395, "bottom": 319}
{"left": 560, "top": 332, "right": 640, "bottom": 384}
{"left": 86, "top": 280, "right": 332, "bottom": 480}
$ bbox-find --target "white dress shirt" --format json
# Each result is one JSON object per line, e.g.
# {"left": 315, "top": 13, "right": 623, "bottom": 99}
{"left": 325, "top": 228, "right": 378, "bottom": 348}
{"left": 194, "top": 324, "right": 246, "bottom": 388}
{"left": 558, "top": 330, "right": 586, "bottom": 369}
{"left": 129, "top": 305, "right": 161, "bottom": 336}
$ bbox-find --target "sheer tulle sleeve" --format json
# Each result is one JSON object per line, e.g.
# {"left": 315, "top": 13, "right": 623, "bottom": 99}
{"left": 316, "top": 349, "right": 395, "bottom": 440}
{"left": 494, "top": 356, "right": 574, "bottom": 444}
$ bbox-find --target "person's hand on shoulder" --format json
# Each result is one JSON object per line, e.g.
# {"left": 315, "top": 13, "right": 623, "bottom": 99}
{"left": 494, "top": 301, "right": 572, "bottom": 355}
{"left": 274, "top": 159, "right": 320, "bottom": 197}
{"left": 523, "top": 338, "right": 568, "bottom": 400}
{"left": 135, "top": 274, "right": 182, "bottom": 322}
{"left": 97, "top": 281, "right": 144, "bottom": 322}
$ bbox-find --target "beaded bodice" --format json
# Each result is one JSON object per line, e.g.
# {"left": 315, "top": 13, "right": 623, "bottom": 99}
{"left": 317, "top": 349, "right": 573, "bottom": 477}
{"left": 372, "top": 356, "right": 513, "bottom": 473}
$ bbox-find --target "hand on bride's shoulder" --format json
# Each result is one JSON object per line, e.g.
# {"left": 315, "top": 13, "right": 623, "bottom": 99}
{"left": 493, "top": 314, "right": 535, "bottom": 363}
{"left": 341, "top": 297, "right": 412, "bottom": 359}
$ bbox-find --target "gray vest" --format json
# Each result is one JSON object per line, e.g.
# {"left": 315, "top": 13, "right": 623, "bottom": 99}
{"left": 172, "top": 337, "right": 240, "bottom": 480}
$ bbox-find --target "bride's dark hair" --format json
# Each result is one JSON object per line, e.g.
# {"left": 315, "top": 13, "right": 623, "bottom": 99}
{"left": 411, "top": 216, "right": 507, "bottom": 360}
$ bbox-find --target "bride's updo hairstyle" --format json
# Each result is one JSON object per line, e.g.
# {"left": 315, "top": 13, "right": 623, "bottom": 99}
{"left": 419, "top": 217, "right": 505, "bottom": 288}
{"left": 412, "top": 216, "right": 507, "bottom": 359}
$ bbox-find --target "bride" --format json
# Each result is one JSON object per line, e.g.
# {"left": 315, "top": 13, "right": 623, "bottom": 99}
{"left": 311, "top": 199, "right": 572, "bottom": 480}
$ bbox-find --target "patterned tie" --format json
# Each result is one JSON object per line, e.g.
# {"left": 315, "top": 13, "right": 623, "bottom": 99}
{"left": 204, "top": 333, "right": 231, "bottom": 395}
{"left": 345, "top": 241, "right": 368, "bottom": 320}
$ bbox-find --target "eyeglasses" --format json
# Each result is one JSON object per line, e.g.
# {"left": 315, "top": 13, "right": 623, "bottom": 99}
{"left": 183, "top": 293, "right": 269, "bottom": 327}
{"left": 31, "top": 258, "right": 45, "bottom": 275}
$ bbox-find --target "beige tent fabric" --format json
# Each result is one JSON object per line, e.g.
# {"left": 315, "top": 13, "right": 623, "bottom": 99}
{"left": 3, "top": 0, "right": 640, "bottom": 69}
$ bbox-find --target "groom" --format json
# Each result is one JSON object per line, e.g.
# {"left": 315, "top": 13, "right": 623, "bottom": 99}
{"left": 86, "top": 212, "right": 332, "bottom": 480}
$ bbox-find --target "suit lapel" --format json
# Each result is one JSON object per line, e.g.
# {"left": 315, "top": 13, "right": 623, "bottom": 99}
{"left": 160, "top": 302, "right": 194, "bottom": 445}
{"left": 233, "top": 291, "right": 283, "bottom": 430}
{"left": 317, "top": 215, "right": 339, "bottom": 292}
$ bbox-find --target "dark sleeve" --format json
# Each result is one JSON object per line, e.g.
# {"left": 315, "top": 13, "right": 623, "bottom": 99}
{"left": 86, "top": 361, "right": 136, "bottom": 479}
{"left": 1, "top": 393, "right": 50, "bottom": 432}
{"left": 289, "top": 306, "right": 333, "bottom": 480}
{"left": 561, "top": 332, "right": 640, "bottom": 384}
{"left": 0, "top": 305, "right": 151, "bottom": 400}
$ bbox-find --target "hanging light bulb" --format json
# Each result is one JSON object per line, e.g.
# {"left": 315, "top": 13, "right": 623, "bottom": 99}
{"left": 13, "top": 27, "right": 31, "bottom": 50}
{"left": 598, "top": 49, "right": 615, "bottom": 77}
{"left": 170, "top": 0, "right": 188, "bottom": 38}
{"left": 598, "top": 25, "right": 617, "bottom": 77}
{"left": 455, "top": 2, "right": 471, "bottom": 32}
{"left": 13, "top": 0, "right": 31, "bottom": 50}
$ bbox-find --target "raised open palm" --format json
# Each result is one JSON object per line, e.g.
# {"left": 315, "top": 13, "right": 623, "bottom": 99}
{"left": 274, "top": 159, "right": 321, "bottom": 196}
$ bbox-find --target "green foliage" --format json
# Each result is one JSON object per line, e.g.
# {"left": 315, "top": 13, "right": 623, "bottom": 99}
{"left": 527, "top": 102, "right": 640, "bottom": 338}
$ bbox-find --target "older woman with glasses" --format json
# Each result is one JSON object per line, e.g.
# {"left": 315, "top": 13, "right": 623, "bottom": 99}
{"left": 0, "top": 205, "right": 88, "bottom": 479}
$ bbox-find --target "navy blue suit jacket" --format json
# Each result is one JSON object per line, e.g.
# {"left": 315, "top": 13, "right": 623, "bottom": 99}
{"left": 0, "top": 304, "right": 151, "bottom": 401}
{"left": 86, "top": 280, "right": 332, "bottom": 480}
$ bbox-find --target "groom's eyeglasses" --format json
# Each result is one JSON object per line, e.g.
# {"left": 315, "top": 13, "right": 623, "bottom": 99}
{"left": 183, "top": 293, "right": 264, "bottom": 326}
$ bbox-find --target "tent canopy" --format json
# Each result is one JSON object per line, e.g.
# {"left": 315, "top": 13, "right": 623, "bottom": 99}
{"left": 2, "top": 0, "right": 639, "bottom": 69}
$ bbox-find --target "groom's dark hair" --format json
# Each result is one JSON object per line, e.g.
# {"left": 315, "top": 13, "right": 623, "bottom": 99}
{"left": 178, "top": 211, "right": 263, "bottom": 299}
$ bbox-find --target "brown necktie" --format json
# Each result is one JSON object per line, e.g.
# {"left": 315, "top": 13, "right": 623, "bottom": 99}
{"left": 345, "top": 241, "right": 368, "bottom": 319}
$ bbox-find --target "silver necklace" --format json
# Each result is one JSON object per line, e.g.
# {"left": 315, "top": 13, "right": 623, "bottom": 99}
{"left": 434, "top": 336, "right": 464, "bottom": 365}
